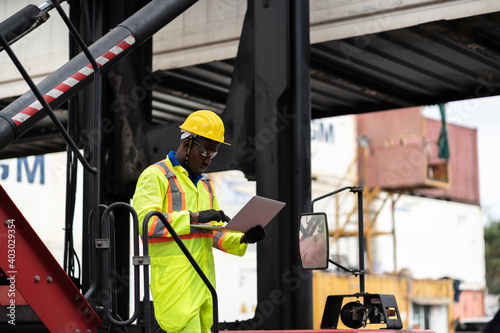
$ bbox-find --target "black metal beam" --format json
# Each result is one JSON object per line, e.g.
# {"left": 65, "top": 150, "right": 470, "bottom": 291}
{"left": 216, "top": 0, "right": 313, "bottom": 329}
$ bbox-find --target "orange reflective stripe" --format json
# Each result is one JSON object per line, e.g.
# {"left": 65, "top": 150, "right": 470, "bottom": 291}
{"left": 148, "top": 214, "right": 174, "bottom": 237}
{"left": 166, "top": 189, "right": 174, "bottom": 213}
{"left": 201, "top": 178, "right": 214, "bottom": 209}
{"left": 156, "top": 160, "right": 185, "bottom": 213}
{"left": 148, "top": 216, "right": 159, "bottom": 236}
{"left": 149, "top": 159, "right": 215, "bottom": 241}
{"left": 212, "top": 231, "right": 228, "bottom": 252}
{"left": 148, "top": 231, "right": 213, "bottom": 243}
{"left": 154, "top": 164, "right": 167, "bottom": 175}
{"left": 168, "top": 175, "right": 185, "bottom": 212}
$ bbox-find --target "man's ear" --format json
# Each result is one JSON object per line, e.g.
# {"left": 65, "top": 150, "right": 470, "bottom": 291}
{"left": 181, "top": 138, "right": 189, "bottom": 148}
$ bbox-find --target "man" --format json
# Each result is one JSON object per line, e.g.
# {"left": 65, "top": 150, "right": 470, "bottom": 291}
{"left": 132, "top": 110, "right": 266, "bottom": 332}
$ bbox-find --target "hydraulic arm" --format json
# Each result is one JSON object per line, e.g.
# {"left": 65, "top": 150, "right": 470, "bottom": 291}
{"left": 0, "top": 0, "right": 198, "bottom": 153}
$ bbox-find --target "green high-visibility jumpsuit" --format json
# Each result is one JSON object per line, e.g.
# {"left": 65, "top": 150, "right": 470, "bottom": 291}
{"left": 133, "top": 152, "right": 247, "bottom": 332}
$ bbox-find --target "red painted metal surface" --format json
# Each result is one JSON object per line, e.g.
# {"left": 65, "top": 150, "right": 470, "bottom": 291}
{"left": 357, "top": 106, "right": 480, "bottom": 205}
{"left": 453, "top": 289, "right": 486, "bottom": 319}
{"left": 0, "top": 184, "right": 102, "bottom": 332}
{"left": 0, "top": 285, "right": 27, "bottom": 305}
{"left": 415, "top": 118, "right": 480, "bottom": 205}
{"left": 357, "top": 107, "right": 429, "bottom": 189}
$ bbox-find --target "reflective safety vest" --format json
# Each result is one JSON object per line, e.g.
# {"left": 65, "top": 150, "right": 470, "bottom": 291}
{"left": 132, "top": 155, "right": 247, "bottom": 332}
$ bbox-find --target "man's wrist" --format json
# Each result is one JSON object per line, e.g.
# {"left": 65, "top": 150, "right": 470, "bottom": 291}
{"left": 190, "top": 211, "right": 198, "bottom": 222}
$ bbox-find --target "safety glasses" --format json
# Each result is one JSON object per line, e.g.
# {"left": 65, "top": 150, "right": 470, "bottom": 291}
{"left": 193, "top": 140, "right": 218, "bottom": 159}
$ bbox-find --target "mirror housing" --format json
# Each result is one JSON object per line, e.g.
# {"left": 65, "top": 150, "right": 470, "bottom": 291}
{"left": 299, "top": 212, "right": 329, "bottom": 270}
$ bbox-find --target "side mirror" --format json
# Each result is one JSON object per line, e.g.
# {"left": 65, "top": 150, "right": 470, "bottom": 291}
{"left": 299, "top": 212, "right": 329, "bottom": 270}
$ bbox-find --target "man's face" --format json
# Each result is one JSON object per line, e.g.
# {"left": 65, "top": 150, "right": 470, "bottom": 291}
{"left": 187, "top": 137, "right": 220, "bottom": 175}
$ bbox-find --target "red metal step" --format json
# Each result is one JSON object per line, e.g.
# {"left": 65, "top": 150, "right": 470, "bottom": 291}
{"left": 0, "top": 184, "right": 102, "bottom": 332}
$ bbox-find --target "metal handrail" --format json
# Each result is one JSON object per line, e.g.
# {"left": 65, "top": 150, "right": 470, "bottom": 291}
{"left": 84, "top": 204, "right": 110, "bottom": 301}
{"left": 98, "top": 206, "right": 219, "bottom": 333}
{"left": 100, "top": 202, "right": 143, "bottom": 328}
{"left": 143, "top": 211, "right": 219, "bottom": 333}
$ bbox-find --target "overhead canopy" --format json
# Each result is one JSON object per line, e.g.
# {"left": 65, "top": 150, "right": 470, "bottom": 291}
{"left": 2, "top": 11, "right": 500, "bottom": 159}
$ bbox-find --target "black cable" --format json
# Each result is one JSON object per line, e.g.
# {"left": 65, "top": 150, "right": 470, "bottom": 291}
{"left": 63, "top": 0, "right": 88, "bottom": 289}
{"left": 0, "top": 5, "right": 45, "bottom": 52}
{"left": 52, "top": 0, "right": 102, "bottom": 305}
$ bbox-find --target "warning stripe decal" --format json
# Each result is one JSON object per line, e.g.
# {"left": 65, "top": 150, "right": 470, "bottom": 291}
{"left": 11, "top": 34, "right": 136, "bottom": 126}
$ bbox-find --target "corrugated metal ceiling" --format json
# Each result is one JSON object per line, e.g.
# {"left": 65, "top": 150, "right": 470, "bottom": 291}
{"left": 151, "top": 11, "right": 500, "bottom": 120}
{"left": 1, "top": 11, "right": 500, "bottom": 159}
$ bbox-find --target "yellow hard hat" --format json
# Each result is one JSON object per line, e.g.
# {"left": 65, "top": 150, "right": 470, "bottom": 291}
{"left": 179, "top": 110, "right": 230, "bottom": 145}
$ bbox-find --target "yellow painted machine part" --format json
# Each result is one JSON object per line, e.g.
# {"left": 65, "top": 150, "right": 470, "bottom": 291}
{"left": 312, "top": 271, "right": 454, "bottom": 332}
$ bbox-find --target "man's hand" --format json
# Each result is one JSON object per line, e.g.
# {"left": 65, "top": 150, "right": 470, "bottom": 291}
{"left": 194, "top": 209, "right": 231, "bottom": 223}
{"left": 242, "top": 225, "right": 266, "bottom": 244}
